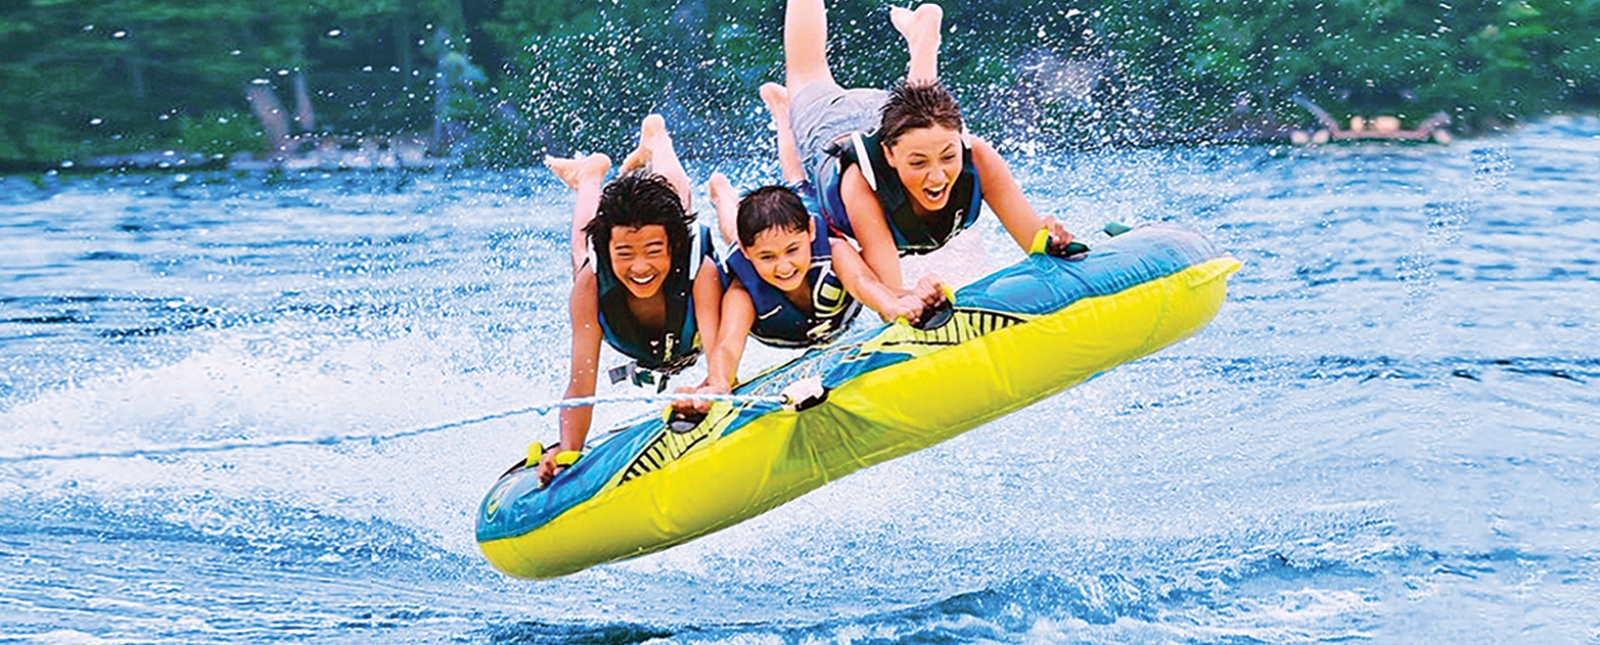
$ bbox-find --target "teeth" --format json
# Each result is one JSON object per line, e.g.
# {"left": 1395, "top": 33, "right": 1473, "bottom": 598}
{"left": 630, "top": 275, "right": 655, "bottom": 284}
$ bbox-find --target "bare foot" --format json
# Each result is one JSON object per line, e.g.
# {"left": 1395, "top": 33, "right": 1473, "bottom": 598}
{"left": 890, "top": 4, "right": 943, "bottom": 52}
{"left": 759, "top": 83, "right": 793, "bottom": 131}
{"left": 620, "top": 146, "right": 652, "bottom": 174}
{"left": 708, "top": 172, "right": 736, "bottom": 206}
{"left": 621, "top": 114, "right": 671, "bottom": 173}
{"left": 544, "top": 153, "right": 611, "bottom": 190}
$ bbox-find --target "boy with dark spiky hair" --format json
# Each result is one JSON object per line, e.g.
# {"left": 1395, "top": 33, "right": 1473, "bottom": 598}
{"left": 539, "top": 115, "right": 724, "bottom": 484}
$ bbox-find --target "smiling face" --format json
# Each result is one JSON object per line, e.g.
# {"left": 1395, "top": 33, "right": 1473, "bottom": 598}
{"left": 607, "top": 225, "right": 673, "bottom": 299}
{"left": 743, "top": 220, "right": 814, "bottom": 294}
{"left": 883, "top": 125, "right": 964, "bottom": 215}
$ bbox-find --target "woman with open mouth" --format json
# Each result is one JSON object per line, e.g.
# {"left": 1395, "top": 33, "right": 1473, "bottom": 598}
{"left": 772, "top": 0, "right": 1077, "bottom": 294}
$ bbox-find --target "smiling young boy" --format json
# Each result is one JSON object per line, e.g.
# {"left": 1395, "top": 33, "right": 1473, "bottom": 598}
{"left": 683, "top": 78, "right": 945, "bottom": 404}
{"left": 540, "top": 115, "right": 724, "bottom": 483}
{"left": 688, "top": 173, "right": 943, "bottom": 405}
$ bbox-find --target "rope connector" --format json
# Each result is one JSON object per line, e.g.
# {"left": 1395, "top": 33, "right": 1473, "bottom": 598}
{"left": 780, "top": 376, "right": 828, "bottom": 412}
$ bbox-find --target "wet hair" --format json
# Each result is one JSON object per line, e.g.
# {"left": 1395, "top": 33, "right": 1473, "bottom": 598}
{"left": 585, "top": 171, "right": 694, "bottom": 258}
{"left": 879, "top": 79, "right": 964, "bottom": 149}
{"left": 736, "top": 185, "right": 810, "bottom": 248}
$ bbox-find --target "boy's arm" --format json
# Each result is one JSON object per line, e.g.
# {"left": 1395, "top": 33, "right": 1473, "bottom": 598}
{"left": 831, "top": 238, "right": 943, "bottom": 324}
{"left": 705, "top": 282, "right": 756, "bottom": 394}
{"left": 690, "top": 257, "right": 724, "bottom": 373}
{"left": 968, "top": 136, "right": 1071, "bottom": 250}
{"left": 541, "top": 268, "right": 603, "bottom": 484}
{"left": 671, "top": 260, "right": 733, "bottom": 415}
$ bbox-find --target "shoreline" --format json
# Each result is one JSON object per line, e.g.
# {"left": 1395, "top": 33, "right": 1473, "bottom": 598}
{"left": 4, "top": 112, "right": 1596, "bottom": 179}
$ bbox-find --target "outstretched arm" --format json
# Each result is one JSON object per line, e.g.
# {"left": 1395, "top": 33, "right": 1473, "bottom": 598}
{"left": 840, "top": 166, "right": 907, "bottom": 291}
{"left": 671, "top": 258, "right": 730, "bottom": 415}
{"left": 540, "top": 268, "right": 604, "bottom": 484}
{"left": 691, "top": 256, "right": 724, "bottom": 368}
{"left": 831, "top": 238, "right": 944, "bottom": 324}
{"left": 705, "top": 283, "right": 756, "bottom": 394}
{"left": 968, "top": 136, "right": 1072, "bottom": 250}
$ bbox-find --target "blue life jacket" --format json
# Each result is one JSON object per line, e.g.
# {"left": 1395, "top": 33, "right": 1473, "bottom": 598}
{"left": 816, "top": 130, "right": 983, "bottom": 256}
{"left": 723, "top": 214, "right": 862, "bottom": 348}
{"left": 592, "top": 223, "right": 718, "bottom": 388}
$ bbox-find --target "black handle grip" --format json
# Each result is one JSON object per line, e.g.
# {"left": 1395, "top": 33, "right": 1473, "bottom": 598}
{"left": 911, "top": 298, "right": 955, "bottom": 331}
{"left": 1047, "top": 240, "right": 1090, "bottom": 259}
{"left": 668, "top": 410, "right": 706, "bottom": 433}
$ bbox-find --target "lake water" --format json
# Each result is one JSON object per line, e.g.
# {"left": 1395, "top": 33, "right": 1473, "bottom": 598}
{"left": 2, "top": 116, "right": 1598, "bottom": 644}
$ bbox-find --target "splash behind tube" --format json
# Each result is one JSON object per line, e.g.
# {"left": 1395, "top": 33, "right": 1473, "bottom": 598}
{"left": 477, "top": 224, "right": 1242, "bottom": 579}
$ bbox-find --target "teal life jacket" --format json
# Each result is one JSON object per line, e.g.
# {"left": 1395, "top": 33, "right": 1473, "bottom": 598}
{"left": 722, "top": 214, "right": 861, "bottom": 348}
{"left": 592, "top": 223, "right": 718, "bottom": 389}
{"left": 817, "top": 130, "right": 983, "bottom": 256}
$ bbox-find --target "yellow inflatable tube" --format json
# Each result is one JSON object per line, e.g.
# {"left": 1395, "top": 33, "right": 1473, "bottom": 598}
{"left": 477, "top": 224, "right": 1241, "bottom": 578}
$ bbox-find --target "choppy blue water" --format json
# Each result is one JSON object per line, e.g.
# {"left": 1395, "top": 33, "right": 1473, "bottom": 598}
{"left": 3, "top": 116, "right": 1599, "bottom": 644}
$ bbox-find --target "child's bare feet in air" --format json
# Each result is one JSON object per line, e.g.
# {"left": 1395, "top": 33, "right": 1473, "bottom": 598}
{"left": 544, "top": 153, "right": 611, "bottom": 190}
{"left": 708, "top": 172, "right": 736, "bottom": 206}
{"left": 890, "top": 4, "right": 943, "bottom": 57}
{"left": 621, "top": 114, "right": 671, "bottom": 174}
{"left": 759, "top": 83, "right": 793, "bottom": 132}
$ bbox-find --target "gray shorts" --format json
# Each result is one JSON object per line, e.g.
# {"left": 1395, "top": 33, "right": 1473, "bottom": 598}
{"left": 790, "top": 82, "right": 887, "bottom": 182}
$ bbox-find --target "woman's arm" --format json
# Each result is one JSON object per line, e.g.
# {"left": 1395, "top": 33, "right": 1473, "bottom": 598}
{"left": 831, "top": 238, "right": 943, "bottom": 323}
{"left": 968, "top": 135, "right": 1071, "bottom": 250}
{"left": 840, "top": 166, "right": 907, "bottom": 292}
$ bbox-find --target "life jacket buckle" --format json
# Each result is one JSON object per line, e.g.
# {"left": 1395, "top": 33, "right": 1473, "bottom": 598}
{"left": 608, "top": 361, "right": 669, "bottom": 392}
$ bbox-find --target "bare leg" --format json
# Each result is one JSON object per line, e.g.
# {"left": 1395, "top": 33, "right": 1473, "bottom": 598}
{"left": 708, "top": 172, "right": 741, "bottom": 247}
{"left": 620, "top": 114, "right": 692, "bottom": 213}
{"left": 546, "top": 153, "right": 613, "bottom": 273}
{"left": 784, "top": 0, "right": 835, "bottom": 91}
{"left": 890, "top": 4, "right": 943, "bottom": 84}
{"left": 760, "top": 83, "right": 806, "bottom": 184}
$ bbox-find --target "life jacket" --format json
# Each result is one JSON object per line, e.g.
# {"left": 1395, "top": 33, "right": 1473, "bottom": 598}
{"left": 592, "top": 223, "right": 718, "bottom": 389}
{"left": 723, "top": 214, "right": 862, "bottom": 348}
{"left": 817, "top": 130, "right": 983, "bottom": 256}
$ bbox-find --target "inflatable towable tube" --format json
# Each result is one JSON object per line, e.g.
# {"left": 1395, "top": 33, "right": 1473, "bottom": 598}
{"left": 477, "top": 224, "right": 1241, "bottom": 579}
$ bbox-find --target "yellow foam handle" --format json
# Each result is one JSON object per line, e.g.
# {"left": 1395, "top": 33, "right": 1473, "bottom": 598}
{"left": 554, "top": 450, "right": 583, "bottom": 467}
{"left": 1028, "top": 227, "right": 1051, "bottom": 255}
{"left": 526, "top": 442, "right": 545, "bottom": 468}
